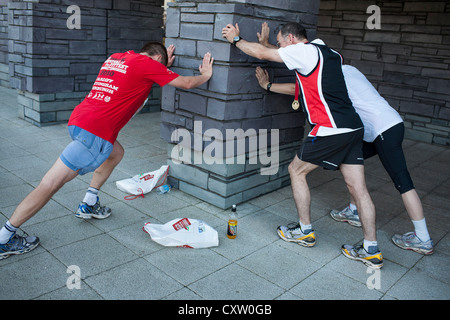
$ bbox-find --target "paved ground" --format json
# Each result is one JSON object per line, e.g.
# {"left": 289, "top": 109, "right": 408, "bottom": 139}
{"left": 0, "top": 86, "right": 449, "bottom": 301}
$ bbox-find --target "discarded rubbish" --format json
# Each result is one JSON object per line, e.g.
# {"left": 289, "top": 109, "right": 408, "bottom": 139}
{"left": 143, "top": 218, "right": 219, "bottom": 248}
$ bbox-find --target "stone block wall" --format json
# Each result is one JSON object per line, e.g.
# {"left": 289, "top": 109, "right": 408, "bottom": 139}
{"left": 161, "top": 0, "right": 319, "bottom": 208}
{"left": 0, "top": 0, "right": 8, "bottom": 87}
{"left": 316, "top": 0, "right": 450, "bottom": 146}
{"left": 3, "top": 0, "right": 164, "bottom": 125}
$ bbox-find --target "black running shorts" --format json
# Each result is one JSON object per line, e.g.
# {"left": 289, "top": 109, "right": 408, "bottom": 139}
{"left": 362, "top": 122, "right": 414, "bottom": 194}
{"left": 298, "top": 128, "right": 364, "bottom": 171}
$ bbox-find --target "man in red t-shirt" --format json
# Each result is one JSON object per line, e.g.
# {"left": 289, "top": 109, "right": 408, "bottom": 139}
{"left": 0, "top": 42, "right": 214, "bottom": 259}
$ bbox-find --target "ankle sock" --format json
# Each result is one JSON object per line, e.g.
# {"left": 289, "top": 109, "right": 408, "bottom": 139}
{"left": 0, "top": 221, "right": 18, "bottom": 244}
{"left": 363, "top": 239, "right": 379, "bottom": 254}
{"left": 349, "top": 203, "right": 357, "bottom": 213}
{"left": 83, "top": 187, "right": 99, "bottom": 206}
{"left": 299, "top": 221, "right": 312, "bottom": 233}
{"left": 412, "top": 218, "right": 431, "bottom": 242}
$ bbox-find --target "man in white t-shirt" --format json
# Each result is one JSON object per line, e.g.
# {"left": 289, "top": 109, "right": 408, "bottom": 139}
{"left": 329, "top": 65, "right": 434, "bottom": 255}
{"left": 223, "top": 22, "right": 383, "bottom": 269}
{"left": 254, "top": 34, "right": 433, "bottom": 256}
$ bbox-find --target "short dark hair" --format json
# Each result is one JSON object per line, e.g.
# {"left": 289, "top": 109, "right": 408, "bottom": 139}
{"left": 139, "top": 41, "right": 168, "bottom": 66}
{"left": 277, "top": 22, "right": 308, "bottom": 40}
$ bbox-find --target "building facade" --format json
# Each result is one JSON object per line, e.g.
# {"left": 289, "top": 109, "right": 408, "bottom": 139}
{"left": 0, "top": 0, "right": 165, "bottom": 125}
{"left": 316, "top": 0, "right": 450, "bottom": 146}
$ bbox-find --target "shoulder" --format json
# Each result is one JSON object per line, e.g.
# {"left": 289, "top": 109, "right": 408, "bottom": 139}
{"left": 342, "top": 65, "right": 367, "bottom": 84}
{"left": 310, "top": 39, "right": 326, "bottom": 45}
{"left": 278, "top": 40, "right": 323, "bottom": 58}
{"left": 129, "top": 52, "right": 173, "bottom": 74}
{"left": 342, "top": 64, "right": 358, "bottom": 76}
{"left": 278, "top": 41, "right": 320, "bottom": 72}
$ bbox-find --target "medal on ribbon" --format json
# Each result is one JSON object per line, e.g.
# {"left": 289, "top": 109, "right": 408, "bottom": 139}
{"left": 292, "top": 79, "right": 300, "bottom": 110}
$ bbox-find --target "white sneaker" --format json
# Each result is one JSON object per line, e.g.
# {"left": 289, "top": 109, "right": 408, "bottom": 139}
{"left": 330, "top": 206, "right": 361, "bottom": 227}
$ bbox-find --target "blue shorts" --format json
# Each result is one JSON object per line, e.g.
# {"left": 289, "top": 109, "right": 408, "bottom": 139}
{"left": 60, "top": 126, "right": 114, "bottom": 175}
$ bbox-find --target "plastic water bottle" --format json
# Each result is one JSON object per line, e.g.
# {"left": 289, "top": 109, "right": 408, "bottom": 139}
{"left": 156, "top": 184, "right": 172, "bottom": 194}
{"left": 227, "top": 204, "right": 237, "bottom": 239}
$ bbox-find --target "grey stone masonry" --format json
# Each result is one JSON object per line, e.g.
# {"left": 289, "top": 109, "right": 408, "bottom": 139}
{"left": 161, "top": 0, "right": 319, "bottom": 209}
{"left": 0, "top": 1, "right": 8, "bottom": 87}
{"left": 3, "top": 0, "right": 164, "bottom": 126}
{"left": 317, "top": 0, "right": 450, "bottom": 146}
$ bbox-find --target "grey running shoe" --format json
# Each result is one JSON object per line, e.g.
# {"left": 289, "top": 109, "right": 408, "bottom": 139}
{"left": 342, "top": 244, "right": 384, "bottom": 269}
{"left": 391, "top": 232, "right": 434, "bottom": 255}
{"left": 277, "top": 223, "right": 316, "bottom": 247}
{"left": 330, "top": 206, "right": 361, "bottom": 227}
{"left": 76, "top": 197, "right": 111, "bottom": 220}
{"left": 0, "top": 234, "right": 40, "bottom": 260}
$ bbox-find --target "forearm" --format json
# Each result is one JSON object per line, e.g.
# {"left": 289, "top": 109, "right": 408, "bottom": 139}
{"left": 260, "top": 41, "right": 278, "bottom": 49}
{"left": 169, "top": 74, "right": 210, "bottom": 90}
{"left": 184, "top": 74, "right": 211, "bottom": 89}
{"left": 236, "top": 40, "right": 265, "bottom": 58}
{"left": 236, "top": 39, "right": 282, "bottom": 63}
{"left": 168, "top": 52, "right": 213, "bottom": 90}
{"left": 265, "top": 82, "right": 296, "bottom": 96}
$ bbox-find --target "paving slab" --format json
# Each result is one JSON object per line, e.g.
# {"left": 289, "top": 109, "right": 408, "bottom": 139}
{"left": 0, "top": 86, "right": 448, "bottom": 302}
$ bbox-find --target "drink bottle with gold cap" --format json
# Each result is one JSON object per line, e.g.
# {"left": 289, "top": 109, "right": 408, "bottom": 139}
{"left": 227, "top": 204, "right": 237, "bottom": 239}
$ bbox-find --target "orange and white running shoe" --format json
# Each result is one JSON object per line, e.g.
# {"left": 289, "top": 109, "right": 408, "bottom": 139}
{"left": 342, "top": 244, "right": 384, "bottom": 269}
{"left": 277, "top": 223, "right": 316, "bottom": 247}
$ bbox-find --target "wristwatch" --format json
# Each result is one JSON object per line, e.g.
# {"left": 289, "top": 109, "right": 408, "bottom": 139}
{"left": 266, "top": 82, "right": 272, "bottom": 92}
{"left": 233, "top": 36, "right": 242, "bottom": 46}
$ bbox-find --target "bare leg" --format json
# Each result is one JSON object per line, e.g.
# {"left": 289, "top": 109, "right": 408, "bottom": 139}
{"left": 401, "top": 189, "right": 424, "bottom": 221}
{"left": 89, "top": 140, "right": 124, "bottom": 190}
{"left": 288, "top": 155, "right": 319, "bottom": 225}
{"left": 340, "top": 163, "right": 376, "bottom": 241}
{"left": 9, "top": 158, "right": 78, "bottom": 227}
{"left": 349, "top": 188, "right": 424, "bottom": 221}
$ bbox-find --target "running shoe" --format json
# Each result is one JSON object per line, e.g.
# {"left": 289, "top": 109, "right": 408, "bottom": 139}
{"left": 0, "top": 233, "right": 40, "bottom": 260}
{"left": 277, "top": 223, "right": 316, "bottom": 247}
{"left": 76, "top": 197, "right": 111, "bottom": 219}
{"left": 341, "top": 244, "right": 384, "bottom": 269}
{"left": 391, "top": 232, "right": 434, "bottom": 255}
{"left": 330, "top": 206, "right": 361, "bottom": 227}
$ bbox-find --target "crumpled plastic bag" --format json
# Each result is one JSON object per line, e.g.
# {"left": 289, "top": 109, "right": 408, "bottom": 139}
{"left": 143, "top": 218, "right": 219, "bottom": 249}
{"left": 116, "top": 165, "right": 169, "bottom": 197}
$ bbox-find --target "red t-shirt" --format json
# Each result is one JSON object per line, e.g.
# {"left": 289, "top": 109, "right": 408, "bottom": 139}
{"left": 68, "top": 50, "right": 179, "bottom": 144}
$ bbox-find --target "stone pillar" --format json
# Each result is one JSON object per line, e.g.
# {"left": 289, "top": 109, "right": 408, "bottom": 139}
{"left": 7, "top": 0, "right": 164, "bottom": 126}
{"left": 162, "top": 0, "right": 320, "bottom": 209}
{"left": 0, "top": 0, "right": 8, "bottom": 87}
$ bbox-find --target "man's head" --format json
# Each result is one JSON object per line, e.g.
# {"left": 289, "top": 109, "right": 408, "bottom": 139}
{"left": 139, "top": 41, "right": 168, "bottom": 66}
{"left": 276, "top": 22, "right": 308, "bottom": 48}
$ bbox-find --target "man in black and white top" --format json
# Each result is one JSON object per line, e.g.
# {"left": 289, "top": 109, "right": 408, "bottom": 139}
{"left": 330, "top": 65, "right": 434, "bottom": 255}
{"left": 223, "top": 22, "right": 384, "bottom": 268}
{"left": 253, "top": 22, "right": 434, "bottom": 258}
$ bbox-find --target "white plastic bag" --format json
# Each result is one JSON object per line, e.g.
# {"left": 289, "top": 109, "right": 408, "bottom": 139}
{"left": 116, "top": 165, "right": 169, "bottom": 198}
{"left": 143, "top": 218, "right": 219, "bottom": 249}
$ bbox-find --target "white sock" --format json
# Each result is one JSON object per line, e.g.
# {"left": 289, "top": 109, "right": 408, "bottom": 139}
{"left": 0, "top": 221, "right": 18, "bottom": 244}
{"left": 412, "top": 218, "right": 430, "bottom": 242}
{"left": 349, "top": 203, "right": 357, "bottom": 212}
{"left": 299, "top": 221, "right": 312, "bottom": 233}
{"left": 83, "top": 187, "right": 99, "bottom": 206}
{"left": 363, "top": 239, "right": 378, "bottom": 253}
